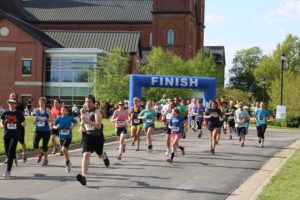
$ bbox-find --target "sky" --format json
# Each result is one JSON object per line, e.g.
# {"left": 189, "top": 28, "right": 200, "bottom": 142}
{"left": 204, "top": 0, "right": 300, "bottom": 85}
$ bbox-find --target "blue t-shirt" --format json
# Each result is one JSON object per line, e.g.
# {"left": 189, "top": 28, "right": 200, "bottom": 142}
{"left": 255, "top": 109, "right": 270, "bottom": 126}
{"left": 169, "top": 115, "right": 184, "bottom": 133}
{"left": 1, "top": 110, "right": 25, "bottom": 139}
{"left": 35, "top": 109, "right": 50, "bottom": 132}
{"left": 54, "top": 115, "right": 77, "bottom": 140}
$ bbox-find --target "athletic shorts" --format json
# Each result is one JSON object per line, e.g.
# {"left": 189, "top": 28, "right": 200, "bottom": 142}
{"left": 257, "top": 125, "right": 267, "bottom": 139}
{"left": 145, "top": 124, "right": 155, "bottom": 133}
{"left": 115, "top": 127, "right": 128, "bottom": 137}
{"left": 191, "top": 116, "right": 196, "bottom": 120}
{"left": 82, "top": 134, "right": 105, "bottom": 155}
{"left": 51, "top": 128, "right": 59, "bottom": 136}
{"left": 131, "top": 124, "right": 143, "bottom": 131}
{"left": 228, "top": 120, "right": 235, "bottom": 128}
{"left": 60, "top": 138, "right": 72, "bottom": 149}
{"left": 18, "top": 126, "right": 25, "bottom": 144}
{"left": 219, "top": 121, "right": 224, "bottom": 128}
{"left": 236, "top": 127, "right": 247, "bottom": 136}
{"left": 171, "top": 132, "right": 182, "bottom": 138}
{"left": 197, "top": 120, "right": 203, "bottom": 130}
{"left": 164, "top": 126, "right": 171, "bottom": 134}
{"left": 207, "top": 125, "right": 219, "bottom": 132}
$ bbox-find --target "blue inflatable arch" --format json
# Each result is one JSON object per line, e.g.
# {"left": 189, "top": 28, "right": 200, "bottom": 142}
{"left": 129, "top": 74, "right": 216, "bottom": 107}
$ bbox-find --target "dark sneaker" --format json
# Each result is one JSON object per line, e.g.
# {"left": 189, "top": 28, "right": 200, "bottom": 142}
{"left": 229, "top": 135, "right": 232, "bottom": 140}
{"left": 37, "top": 154, "right": 43, "bottom": 163}
{"left": 65, "top": 162, "right": 72, "bottom": 173}
{"left": 131, "top": 142, "right": 135, "bottom": 146}
{"left": 60, "top": 151, "right": 63, "bottom": 156}
{"left": 198, "top": 133, "right": 202, "bottom": 138}
{"left": 181, "top": 146, "right": 185, "bottom": 156}
{"left": 211, "top": 148, "right": 215, "bottom": 155}
{"left": 117, "top": 155, "right": 122, "bottom": 160}
{"left": 102, "top": 152, "right": 110, "bottom": 167}
{"left": 76, "top": 174, "right": 86, "bottom": 186}
{"left": 239, "top": 137, "right": 241, "bottom": 142}
{"left": 22, "top": 154, "right": 27, "bottom": 163}
{"left": 167, "top": 159, "right": 173, "bottom": 164}
{"left": 42, "top": 159, "right": 48, "bottom": 166}
{"left": 241, "top": 143, "right": 245, "bottom": 147}
{"left": 258, "top": 139, "right": 261, "bottom": 144}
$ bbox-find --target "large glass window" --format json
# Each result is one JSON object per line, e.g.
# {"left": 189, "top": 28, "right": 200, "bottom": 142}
{"left": 167, "top": 29, "right": 175, "bottom": 45}
{"left": 22, "top": 59, "right": 32, "bottom": 75}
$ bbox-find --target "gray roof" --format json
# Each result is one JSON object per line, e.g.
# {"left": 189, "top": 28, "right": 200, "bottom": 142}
{"left": 21, "top": 0, "right": 153, "bottom": 22}
{"left": 141, "top": 49, "right": 151, "bottom": 65}
{"left": 45, "top": 31, "right": 141, "bottom": 53}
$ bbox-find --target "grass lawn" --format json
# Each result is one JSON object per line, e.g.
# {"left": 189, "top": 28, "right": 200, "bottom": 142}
{"left": 0, "top": 116, "right": 163, "bottom": 155}
{"left": 257, "top": 148, "right": 300, "bottom": 200}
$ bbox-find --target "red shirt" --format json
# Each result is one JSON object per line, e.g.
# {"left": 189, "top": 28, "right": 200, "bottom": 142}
{"left": 51, "top": 106, "right": 61, "bottom": 128}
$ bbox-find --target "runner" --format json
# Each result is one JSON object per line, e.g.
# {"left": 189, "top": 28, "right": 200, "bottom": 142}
{"left": 255, "top": 102, "right": 270, "bottom": 148}
{"left": 204, "top": 100, "right": 222, "bottom": 155}
{"left": 220, "top": 96, "right": 229, "bottom": 135}
{"left": 194, "top": 98, "right": 205, "bottom": 138}
{"left": 225, "top": 101, "right": 237, "bottom": 140}
{"left": 129, "top": 97, "right": 143, "bottom": 151}
{"left": 167, "top": 107, "right": 185, "bottom": 164}
{"left": 0, "top": 98, "right": 25, "bottom": 177}
{"left": 234, "top": 102, "right": 250, "bottom": 147}
{"left": 33, "top": 97, "right": 53, "bottom": 166}
{"left": 53, "top": 106, "right": 77, "bottom": 172}
{"left": 9, "top": 93, "right": 27, "bottom": 164}
{"left": 188, "top": 98, "right": 197, "bottom": 130}
{"left": 174, "top": 97, "right": 188, "bottom": 139}
{"left": 111, "top": 101, "right": 130, "bottom": 160}
{"left": 159, "top": 94, "right": 167, "bottom": 106}
{"left": 161, "top": 101, "right": 175, "bottom": 156}
{"left": 50, "top": 99, "right": 61, "bottom": 155}
{"left": 139, "top": 101, "right": 156, "bottom": 152}
{"left": 76, "top": 95, "right": 110, "bottom": 186}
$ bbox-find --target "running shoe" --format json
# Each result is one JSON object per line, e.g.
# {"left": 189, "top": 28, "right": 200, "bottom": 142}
{"left": 37, "top": 154, "right": 43, "bottom": 163}
{"left": 135, "top": 147, "right": 140, "bottom": 151}
{"left": 117, "top": 154, "right": 122, "bottom": 160}
{"left": 229, "top": 135, "right": 232, "bottom": 140}
{"left": 122, "top": 144, "right": 126, "bottom": 153}
{"left": 180, "top": 146, "right": 185, "bottom": 156}
{"left": 211, "top": 148, "right": 215, "bottom": 155}
{"left": 147, "top": 146, "right": 153, "bottom": 153}
{"left": 51, "top": 148, "right": 58, "bottom": 155}
{"left": 2, "top": 170, "right": 11, "bottom": 178}
{"left": 166, "top": 159, "right": 173, "bottom": 164}
{"left": 182, "top": 133, "right": 186, "bottom": 139}
{"left": 260, "top": 144, "right": 264, "bottom": 148}
{"left": 131, "top": 142, "right": 135, "bottom": 146}
{"left": 198, "top": 133, "right": 202, "bottom": 138}
{"left": 241, "top": 143, "right": 245, "bottom": 147}
{"left": 76, "top": 174, "right": 86, "bottom": 186}
{"left": 258, "top": 139, "right": 261, "bottom": 144}
{"left": 60, "top": 151, "right": 63, "bottom": 156}
{"left": 42, "top": 159, "right": 48, "bottom": 166}
{"left": 65, "top": 162, "right": 72, "bottom": 173}
{"left": 165, "top": 149, "right": 170, "bottom": 156}
{"left": 22, "top": 154, "right": 27, "bottom": 163}
{"left": 102, "top": 152, "right": 110, "bottom": 167}
{"left": 239, "top": 137, "right": 241, "bottom": 142}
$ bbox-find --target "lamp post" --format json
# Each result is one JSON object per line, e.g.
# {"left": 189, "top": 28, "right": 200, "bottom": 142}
{"left": 262, "top": 78, "right": 266, "bottom": 102}
{"left": 280, "top": 53, "right": 286, "bottom": 105}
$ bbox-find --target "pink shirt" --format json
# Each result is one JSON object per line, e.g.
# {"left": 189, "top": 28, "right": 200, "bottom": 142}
{"left": 115, "top": 110, "right": 128, "bottom": 128}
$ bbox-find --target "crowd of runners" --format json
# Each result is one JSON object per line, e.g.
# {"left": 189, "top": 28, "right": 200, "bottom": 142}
{"left": 0, "top": 93, "right": 271, "bottom": 185}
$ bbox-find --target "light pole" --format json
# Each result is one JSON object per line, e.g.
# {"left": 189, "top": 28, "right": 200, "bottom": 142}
{"left": 280, "top": 53, "right": 286, "bottom": 105}
{"left": 262, "top": 78, "right": 266, "bottom": 102}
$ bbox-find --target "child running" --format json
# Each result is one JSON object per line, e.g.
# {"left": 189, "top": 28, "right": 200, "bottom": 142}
{"left": 54, "top": 106, "right": 77, "bottom": 172}
{"left": 0, "top": 98, "right": 25, "bottom": 178}
{"left": 111, "top": 101, "right": 130, "bottom": 160}
{"left": 167, "top": 107, "right": 185, "bottom": 164}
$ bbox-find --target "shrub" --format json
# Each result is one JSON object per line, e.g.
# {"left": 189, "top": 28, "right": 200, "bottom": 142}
{"left": 286, "top": 114, "right": 300, "bottom": 128}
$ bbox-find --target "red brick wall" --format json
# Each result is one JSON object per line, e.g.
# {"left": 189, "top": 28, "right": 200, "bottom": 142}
{"left": 0, "top": 18, "right": 44, "bottom": 108}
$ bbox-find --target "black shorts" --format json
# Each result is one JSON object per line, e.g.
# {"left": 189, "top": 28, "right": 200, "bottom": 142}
{"left": 60, "top": 138, "right": 72, "bottom": 149}
{"left": 51, "top": 128, "right": 59, "bottom": 136}
{"left": 115, "top": 127, "right": 128, "bottom": 137}
{"left": 257, "top": 125, "right": 267, "bottom": 139}
{"left": 228, "top": 120, "right": 235, "bottom": 128}
{"left": 236, "top": 127, "right": 247, "bottom": 136}
{"left": 164, "top": 126, "right": 171, "bottom": 134}
{"left": 208, "top": 125, "right": 219, "bottom": 132}
{"left": 18, "top": 126, "right": 25, "bottom": 144}
{"left": 197, "top": 120, "right": 203, "bottom": 129}
{"left": 191, "top": 116, "right": 196, "bottom": 120}
{"left": 82, "top": 134, "right": 105, "bottom": 155}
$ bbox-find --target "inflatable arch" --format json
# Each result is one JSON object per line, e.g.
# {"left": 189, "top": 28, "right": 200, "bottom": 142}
{"left": 129, "top": 74, "right": 216, "bottom": 106}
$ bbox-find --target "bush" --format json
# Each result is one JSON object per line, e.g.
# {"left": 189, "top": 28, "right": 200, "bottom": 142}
{"left": 268, "top": 119, "right": 286, "bottom": 127}
{"left": 286, "top": 114, "right": 300, "bottom": 128}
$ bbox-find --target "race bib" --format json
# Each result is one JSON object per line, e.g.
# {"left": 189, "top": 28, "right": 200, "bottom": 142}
{"left": 7, "top": 123, "right": 17, "bottom": 130}
{"left": 37, "top": 121, "right": 45, "bottom": 127}
{"left": 212, "top": 113, "right": 219, "bottom": 118}
{"left": 117, "top": 120, "right": 126, "bottom": 126}
{"left": 146, "top": 119, "right": 153, "bottom": 123}
{"left": 172, "top": 119, "right": 179, "bottom": 123}
{"left": 84, "top": 124, "right": 95, "bottom": 131}
{"left": 228, "top": 116, "right": 234, "bottom": 120}
{"left": 260, "top": 118, "right": 266, "bottom": 123}
{"left": 60, "top": 129, "right": 70, "bottom": 135}
{"left": 133, "top": 119, "right": 140, "bottom": 124}
{"left": 172, "top": 126, "right": 180, "bottom": 132}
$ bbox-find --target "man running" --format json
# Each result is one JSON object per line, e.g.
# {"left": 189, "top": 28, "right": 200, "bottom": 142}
{"left": 76, "top": 95, "right": 110, "bottom": 186}
{"left": 225, "top": 101, "right": 237, "bottom": 140}
{"left": 234, "top": 102, "right": 250, "bottom": 147}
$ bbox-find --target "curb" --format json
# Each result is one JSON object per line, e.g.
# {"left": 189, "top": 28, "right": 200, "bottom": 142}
{"left": 226, "top": 139, "right": 300, "bottom": 200}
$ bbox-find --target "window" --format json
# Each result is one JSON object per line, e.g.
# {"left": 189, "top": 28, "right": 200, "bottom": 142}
{"left": 22, "top": 59, "right": 32, "bottom": 75}
{"left": 167, "top": 29, "right": 175, "bottom": 45}
{"left": 149, "top": 32, "right": 153, "bottom": 47}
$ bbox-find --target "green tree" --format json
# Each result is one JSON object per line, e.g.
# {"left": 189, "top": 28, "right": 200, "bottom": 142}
{"left": 92, "top": 48, "right": 131, "bottom": 102}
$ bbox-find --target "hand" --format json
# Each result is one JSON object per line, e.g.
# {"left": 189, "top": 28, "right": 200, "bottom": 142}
{"left": 21, "top": 122, "right": 26, "bottom": 127}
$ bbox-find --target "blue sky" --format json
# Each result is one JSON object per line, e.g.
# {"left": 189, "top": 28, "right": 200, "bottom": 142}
{"left": 204, "top": 0, "right": 300, "bottom": 85}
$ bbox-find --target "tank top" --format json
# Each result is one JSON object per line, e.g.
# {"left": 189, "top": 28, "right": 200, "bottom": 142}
{"left": 82, "top": 107, "right": 102, "bottom": 135}
{"left": 35, "top": 108, "right": 50, "bottom": 132}
{"left": 130, "top": 106, "right": 142, "bottom": 125}
{"left": 115, "top": 110, "right": 127, "bottom": 128}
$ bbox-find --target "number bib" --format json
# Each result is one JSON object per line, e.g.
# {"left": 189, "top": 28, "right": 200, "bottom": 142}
{"left": 117, "top": 120, "right": 126, "bottom": 126}
{"left": 133, "top": 119, "right": 140, "bottom": 124}
{"left": 84, "top": 124, "right": 95, "bottom": 131}
{"left": 172, "top": 126, "right": 180, "bottom": 132}
{"left": 60, "top": 129, "right": 70, "bottom": 135}
{"left": 37, "top": 121, "right": 45, "bottom": 127}
{"left": 146, "top": 119, "right": 153, "bottom": 123}
{"left": 7, "top": 123, "right": 17, "bottom": 130}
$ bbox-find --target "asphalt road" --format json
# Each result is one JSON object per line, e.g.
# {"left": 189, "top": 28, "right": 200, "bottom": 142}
{"left": 0, "top": 127, "right": 299, "bottom": 200}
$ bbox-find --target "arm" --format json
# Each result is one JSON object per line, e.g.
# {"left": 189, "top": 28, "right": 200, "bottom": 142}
{"left": 81, "top": 110, "right": 102, "bottom": 129}
{"left": 110, "top": 111, "right": 117, "bottom": 123}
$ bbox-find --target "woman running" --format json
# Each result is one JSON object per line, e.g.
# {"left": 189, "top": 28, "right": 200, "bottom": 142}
{"left": 33, "top": 97, "right": 53, "bottom": 166}
{"left": 129, "top": 97, "right": 143, "bottom": 151}
{"left": 194, "top": 98, "right": 205, "bottom": 138}
{"left": 204, "top": 100, "right": 222, "bottom": 155}
{"left": 161, "top": 101, "right": 175, "bottom": 156}
{"left": 255, "top": 102, "right": 270, "bottom": 148}
{"left": 111, "top": 101, "right": 130, "bottom": 160}
{"left": 167, "top": 107, "right": 185, "bottom": 164}
{"left": 54, "top": 106, "right": 77, "bottom": 172}
{"left": 0, "top": 98, "right": 25, "bottom": 177}
{"left": 139, "top": 101, "right": 156, "bottom": 152}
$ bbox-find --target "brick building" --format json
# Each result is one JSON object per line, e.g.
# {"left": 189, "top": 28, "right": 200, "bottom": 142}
{"left": 0, "top": 0, "right": 225, "bottom": 108}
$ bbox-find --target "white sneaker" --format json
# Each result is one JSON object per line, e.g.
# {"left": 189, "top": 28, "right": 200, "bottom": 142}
{"left": 165, "top": 149, "right": 170, "bottom": 156}
{"left": 3, "top": 170, "right": 11, "bottom": 178}
{"left": 65, "top": 162, "right": 72, "bottom": 173}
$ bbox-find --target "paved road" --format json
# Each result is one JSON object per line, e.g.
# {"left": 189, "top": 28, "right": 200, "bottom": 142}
{"left": 0, "top": 128, "right": 299, "bottom": 200}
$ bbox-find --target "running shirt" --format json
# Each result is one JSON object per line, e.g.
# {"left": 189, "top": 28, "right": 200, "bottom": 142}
{"left": 234, "top": 109, "right": 250, "bottom": 128}
{"left": 255, "top": 109, "right": 270, "bottom": 126}
{"left": 226, "top": 106, "right": 237, "bottom": 122}
{"left": 177, "top": 104, "right": 186, "bottom": 116}
{"left": 130, "top": 106, "right": 143, "bottom": 125}
{"left": 194, "top": 105, "right": 205, "bottom": 121}
{"left": 51, "top": 106, "right": 61, "bottom": 128}
{"left": 163, "top": 109, "right": 173, "bottom": 125}
{"left": 114, "top": 110, "right": 128, "bottom": 128}
{"left": 54, "top": 115, "right": 77, "bottom": 140}
{"left": 139, "top": 109, "right": 156, "bottom": 128}
{"left": 160, "top": 99, "right": 167, "bottom": 106}
{"left": 35, "top": 108, "right": 51, "bottom": 132}
{"left": 81, "top": 107, "right": 102, "bottom": 135}
{"left": 1, "top": 111, "right": 24, "bottom": 139}
{"left": 205, "top": 108, "right": 222, "bottom": 128}
{"left": 169, "top": 115, "right": 184, "bottom": 133}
